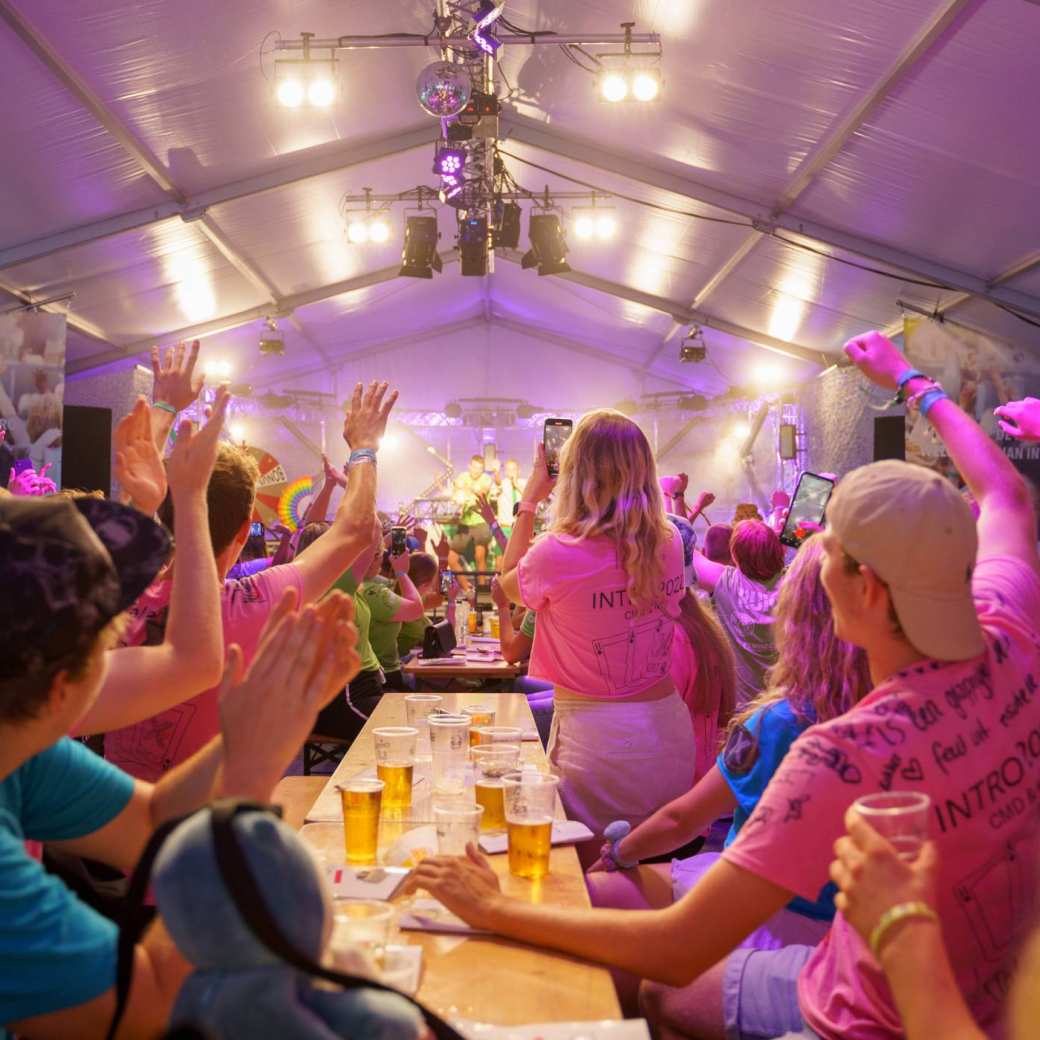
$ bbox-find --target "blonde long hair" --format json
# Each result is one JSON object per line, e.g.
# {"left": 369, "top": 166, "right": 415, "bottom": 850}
{"left": 729, "top": 535, "right": 869, "bottom": 734}
{"left": 550, "top": 409, "right": 673, "bottom": 610}
{"left": 677, "top": 590, "right": 737, "bottom": 731}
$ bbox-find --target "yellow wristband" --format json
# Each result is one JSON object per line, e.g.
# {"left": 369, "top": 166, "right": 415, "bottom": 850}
{"left": 868, "top": 901, "right": 938, "bottom": 959}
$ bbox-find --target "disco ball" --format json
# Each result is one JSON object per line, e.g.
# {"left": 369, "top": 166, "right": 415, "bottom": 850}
{"left": 416, "top": 61, "right": 472, "bottom": 117}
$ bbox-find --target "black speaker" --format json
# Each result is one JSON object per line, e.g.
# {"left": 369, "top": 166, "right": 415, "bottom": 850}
{"left": 874, "top": 415, "right": 905, "bottom": 462}
{"left": 62, "top": 405, "right": 112, "bottom": 496}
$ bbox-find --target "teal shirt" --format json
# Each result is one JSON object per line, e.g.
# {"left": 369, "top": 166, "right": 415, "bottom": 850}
{"left": 1, "top": 738, "right": 134, "bottom": 1032}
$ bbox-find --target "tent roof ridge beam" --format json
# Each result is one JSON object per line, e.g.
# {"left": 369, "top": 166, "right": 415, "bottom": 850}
{"left": 0, "top": 124, "right": 438, "bottom": 272}
{"left": 500, "top": 112, "right": 1040, "bottom": 321}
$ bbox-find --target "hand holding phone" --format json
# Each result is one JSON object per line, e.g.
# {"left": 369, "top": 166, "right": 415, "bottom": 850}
{"left": 543, "top": 418, "right": 573, "bottom": 478}
{"left": 779, "top": 472, "right": 835, "bottom": 548}
{"left": 390, "top": 525, "right": 408, "bottom": 556}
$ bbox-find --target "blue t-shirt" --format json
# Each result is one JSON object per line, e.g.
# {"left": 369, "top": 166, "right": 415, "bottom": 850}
{"left": 717, "top": 699, "right": 836, "bottom": 921}
{"left": 1, "top": 738, "right": 135, "bottom": 1033}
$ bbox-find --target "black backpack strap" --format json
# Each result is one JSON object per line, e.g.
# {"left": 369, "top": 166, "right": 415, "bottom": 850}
{"left": 208, "top": 801, "right": 467, "bottom": 1040}
{"left": 106, "top": 813, "right": 192, "bottom": 1040}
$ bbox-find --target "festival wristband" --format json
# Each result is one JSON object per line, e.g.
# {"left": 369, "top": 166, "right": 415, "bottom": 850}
{"left": 895, "top": 368, "right": 926, "bottom": 391}
{"left": 348, "top": 448, "right": 377, "bottom": 467}
{"left": 919, "top": 389, "right": 949, "bottom": 418}
{"left": 515, "top": 501, "right": 537, "bottom": 517}
{"left": 869, "top": 901, "right": 938, "bottom": 959}
{"left": 152, "top": 401, "right": 178, "bottom": 415}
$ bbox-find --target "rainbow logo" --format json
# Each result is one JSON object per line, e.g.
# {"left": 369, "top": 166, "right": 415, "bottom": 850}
{"left": 277, "top": 476, "right": 315, "bottom": 531}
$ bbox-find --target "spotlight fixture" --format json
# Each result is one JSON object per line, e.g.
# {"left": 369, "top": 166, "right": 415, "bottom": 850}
{"left": 600, "top": 73, "right": 628, "bottom": 103}
{"left": 459, "top": 215, "right": 489, "bottom": 277}
{"left": 493, "top": 201, "right": 522, "bottom": 249}
{"left": 274, "top": 34, "right": 338, "bottom": 109}
{"left": 416, "top": 60, "right": 472, "bottom": 117}
{"left": 599, "top": 67, "right": 661, "bottom": 103}
{"left": 343, "top": 188, "right": 391, "bottom": 246}
{"left": 259, "top": 317, "right": 285, "bottom": 357}
{"left": 434, "top": 146, "right": 467, "bottom": 186}
{"left": 399, "top": 215, "right": 442, "bottom": 279}
{"left": 444, "top": 401, "right": 463, "bottom": 419}
{"left": 572, "top": 206, "right": 617, "bottom": 241}
{"left": 679, "top": 326, "right": 707, "bottom": 363}
{"left": 678, "top": 394, "right": 708, "bottom": 412}
{"left": 521, "top": 213, "right": 571, "bottom": 277}
{"left": 471, "top": 1, "right": 505, "bottom": 57}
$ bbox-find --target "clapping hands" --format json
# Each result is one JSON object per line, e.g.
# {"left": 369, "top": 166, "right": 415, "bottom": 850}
{"left": 151, "top": 340, "right": 205, "bottom": 412}
{"left": 165, "top": 386, "right": 230, "bottom": 500}
{"left": 114, "top": 397, "right": 167, "bottom": 515}
{"left": 994, "top": 398, "right": 1040, "bottom": 443}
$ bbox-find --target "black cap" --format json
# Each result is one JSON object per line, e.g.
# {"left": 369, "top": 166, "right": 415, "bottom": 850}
{"left": 0, "top": 496, "right": 171, "bottom": 683}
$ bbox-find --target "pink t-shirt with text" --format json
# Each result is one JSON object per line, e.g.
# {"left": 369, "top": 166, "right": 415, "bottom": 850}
{"left": 104, "top": 565, "right": 304, "bottom": 782}
{"left": 517, "top": 527, "right": 684, "bottom": 698}
{"left": 722, "top": 554, "right": 1040, "bottom": 1039}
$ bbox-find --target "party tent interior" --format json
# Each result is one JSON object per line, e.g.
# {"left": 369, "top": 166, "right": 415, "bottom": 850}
{"left": 2, "top": 0, "right": 1039, "bottom": 514}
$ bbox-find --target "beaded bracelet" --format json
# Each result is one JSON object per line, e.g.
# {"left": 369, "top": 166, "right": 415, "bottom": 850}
{"left": 152, "top": 401, "right": 178, "bottom": 415}
{"left": 868, "top": 900, "right": 938, "bottom": 959}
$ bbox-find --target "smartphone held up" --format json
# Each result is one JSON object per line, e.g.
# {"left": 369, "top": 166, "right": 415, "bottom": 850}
{"left": 543, "top": 418, "right": 573, "bottom": 478}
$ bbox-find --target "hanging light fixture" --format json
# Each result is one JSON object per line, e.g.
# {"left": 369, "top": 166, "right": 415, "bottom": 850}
{"left": 342, "top": 188, "right": 392, "bottom": 246}
{"left": 274, "top": 33, "right": 338, "bottom": 109}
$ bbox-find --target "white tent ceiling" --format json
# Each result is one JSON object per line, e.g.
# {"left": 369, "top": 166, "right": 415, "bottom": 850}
{"left": 1, "top": 0, "right": 1038, "bottom": 407}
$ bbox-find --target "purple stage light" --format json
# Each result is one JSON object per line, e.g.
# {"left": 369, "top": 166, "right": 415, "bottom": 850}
{"left": 473, "top": 1, "right": 505, "bottom": 28}
{"left": 472, "top": 27, "right": 501, "bottom": 57}
{"left": 434, "top": 147, "right": 467, "bottom": 178}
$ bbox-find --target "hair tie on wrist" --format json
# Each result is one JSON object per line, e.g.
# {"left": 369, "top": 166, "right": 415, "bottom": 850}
{"left": 869, "top": 901, "right": 938, "bottom": 959}
{"left": 348, "top": 448, "right": 377, "bottom": 467}
{"left": 153, "top": 401, "right": 178, "bottom": 415}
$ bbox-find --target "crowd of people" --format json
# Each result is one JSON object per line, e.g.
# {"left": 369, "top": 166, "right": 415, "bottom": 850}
{"left": 3, "top": 330, "right": 1040, "bottom": 1039}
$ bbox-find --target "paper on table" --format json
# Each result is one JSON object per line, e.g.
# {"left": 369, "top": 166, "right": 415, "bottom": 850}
{"left": 478, "top": 819, "right": 594, "bottom": 854}
{"left": 328, "top": 864, "right": 410, "bottom": 901}
{"left": 398, "top": 897, "right": 493, "bottom": 936}
{"left": 455, "top": 1020, "right": 651, "bottom": 1040}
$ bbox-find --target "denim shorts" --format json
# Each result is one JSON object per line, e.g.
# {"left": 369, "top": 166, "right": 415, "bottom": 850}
{"left": 723, "top": 944, "right": 820, "bottom": 1040}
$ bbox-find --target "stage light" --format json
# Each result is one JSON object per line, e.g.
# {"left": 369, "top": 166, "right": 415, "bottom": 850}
{"left": 575, "top": 215, "right": 595, "bottom": 240}
{"left": 379, "top": 433, "right": 399, "bottom": 450}
{"left": 596, "top": 214, "right": 617, "bottom": 239}
{"left": 434, "top": 147, "right": 467, "bottom": 180}
{"left": 601, "top": 73, "right": 628, "bottom": 102}
{"left": 416, "top": 60, "right": 472, "bottom": 117}
{"left": 347, "top": 221, "right": 369, "bottom": 245}
{"left": 369, "top": 218, "right": 390, "bottom": 243}
{"left": 521, "top": 213, "right": 571, "bottom": 276}
{"left": 493, "top": 201, "right": 521, "bottom": 249}
{"left": 307, "top": 76, "right": 336, "bottom": 107}
{"left": 573, "top": 208, "right": 617, "bottom": 241}
{"left": 276, "top": 77, "right": 305, "bottom": 108}
{"left": 679, "top": 327, "right": 707, "bottom": 363}
{"left": 228, "top": 422, "right": 246, "bottom": 443}
{"left": 459, "top": 216, "right": 489, "bottom": 277}
{"left": 632, "top": 71, "right": 660, "bottom": 102}
{"left": 753, "top": 362, "right": 782, "bottom": 384}
{"left": 400, "top": 215, "right": 442, "bottom": 279}
{"left": 204, "top": 360, "right": 232, "bottom": 381}
{"left": 729, "top": 421, "right": 751, "bottom": 441}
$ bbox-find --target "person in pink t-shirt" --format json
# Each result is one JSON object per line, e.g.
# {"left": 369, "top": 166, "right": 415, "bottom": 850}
{"left": 498, "top": 411, "right": 695, "bottom": 848}
{"left": 105, "top": 380, "right": 398, "bottom": 781}
{"left": 399, "top": 331, "right": 1040, "bottom": 1040}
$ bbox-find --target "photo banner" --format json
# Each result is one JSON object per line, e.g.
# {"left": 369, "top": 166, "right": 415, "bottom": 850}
{"left": 903, "top": 315, "right": 1040, "bottom": 497}
{"left": 0, "top": 310, "right": 66, "bottom": 488}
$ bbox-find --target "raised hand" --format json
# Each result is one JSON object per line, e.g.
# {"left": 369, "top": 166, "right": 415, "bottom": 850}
{"left": 151, "top": 340, "right": 204, "bottom": 412}
{"left": 994, "top": 397, "right": 1040, "bottom": 443}
{"left": 829, "top": 805, "right": 938, "bottom": 950}
{"left": 473, "top": 491, "right": 497, "bottom": 527}
{"left": 322, "top": 452, "right": 347, "bottom": 489}
{"left": 219, "top": 588, "right": 360, "bottom": 799}
{"left": 843, "top": 331, "right": 914, "bottom": 390}
{"left": 114, "top": 396, "right": 167, "bottom": 514}
{"left": 9, "top": 463, "right": 56, "bottom": 497}
{"left": 165, "top": 386, "right": 230, "bottom": 500}
{"left": 343, "top": 380, "right": 399, "bottom": 452}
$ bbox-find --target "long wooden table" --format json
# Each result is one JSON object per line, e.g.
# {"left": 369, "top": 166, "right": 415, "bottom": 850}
{"left": 297, "top": 692, "right": 621, "bottom": 1026}
{"left": 404, "top": 652, "right": 523, "bottom": 690}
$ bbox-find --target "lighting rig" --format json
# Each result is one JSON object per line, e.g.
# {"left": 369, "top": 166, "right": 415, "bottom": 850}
{"left": 268, "top": 6, "right": 662, "bottom": 279}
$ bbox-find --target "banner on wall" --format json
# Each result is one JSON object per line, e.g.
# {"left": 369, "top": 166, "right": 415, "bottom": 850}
{"left": 903, "top": 316, "right": 1040, "bottom": 497}
{"left": 0, "top": 310, "right": 66, "bottom": 488}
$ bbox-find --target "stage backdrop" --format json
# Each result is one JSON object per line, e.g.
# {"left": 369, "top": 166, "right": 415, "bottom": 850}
{"left": 0, "top": 310, "right": 66, "bottom": 487}
{"left": 903, "top": 316, "right": 1040, "bottom": 501}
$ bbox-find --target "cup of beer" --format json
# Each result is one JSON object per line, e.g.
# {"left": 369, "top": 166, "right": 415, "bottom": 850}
{"left": 472, "top": 725, "right": 523, "bottom": 749}
{"left": 338, "top": 778, "right": 384, "bottom": 866}
{"left": 502, "top": 771, "right": 559, "bottom": 879}
{"left": 372, "top": 727, "right": 419, "bottom": 811}
{"left": 434, "top": 803, "right": 485, "bottom": 855}
{"left": 427, "top": 713, "right": 471, "bottom": 795}
{"left": 404, "top": 693, "right": 443, "bottom": 762}
{"left": 461, "top": 704, "right": 497, "bottom": 745}
{"left": 472, "top": 744, "right": 522, "bottom": 831}
{"left": 489, "top": 614, "right": 501, "bottom": 639}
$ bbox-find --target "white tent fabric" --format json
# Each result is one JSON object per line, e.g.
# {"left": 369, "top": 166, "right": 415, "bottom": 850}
{"left": 0, "top": 0, "right": 1037, "bottom": 406}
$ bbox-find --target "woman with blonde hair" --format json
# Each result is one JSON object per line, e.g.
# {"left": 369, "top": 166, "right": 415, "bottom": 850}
{"left": 497, "top": 409, "right": 692, "bottom": 846}
{"left": 587, "top": 536, "right": 869, "bottom": 954}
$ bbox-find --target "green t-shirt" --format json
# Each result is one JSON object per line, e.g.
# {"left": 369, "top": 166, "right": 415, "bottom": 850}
{"left": 398, "top": 614, "right": 431, "bottom": 657}
{"left": 331, "top": 570, "right": 381, "bottom": 674}
{"left": 362, "top": 576, "right": 410, "bottom": 672}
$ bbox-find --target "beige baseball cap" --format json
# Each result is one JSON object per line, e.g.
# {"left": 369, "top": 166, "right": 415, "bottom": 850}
{"left": 826, "top": 459, "right": 985, "bottom": 661}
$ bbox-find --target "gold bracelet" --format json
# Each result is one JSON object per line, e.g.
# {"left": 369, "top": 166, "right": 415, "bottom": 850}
{"left": 868, "top": 901, "right": 938, "bottom": 959}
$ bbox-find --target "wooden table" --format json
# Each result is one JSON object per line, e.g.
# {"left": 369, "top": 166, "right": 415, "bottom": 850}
{"left": 404, "top": 651, "right": 523, "bottom": 690}
{"left": 298, "top": 692, "right": 621, "bottom": 1026}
